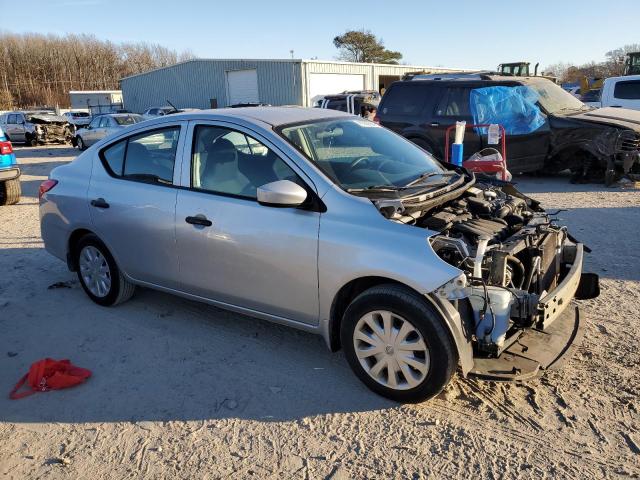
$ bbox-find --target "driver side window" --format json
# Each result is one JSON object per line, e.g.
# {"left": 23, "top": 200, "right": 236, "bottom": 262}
{"left": 191, "top": 125, "right": 300, "bottom": 199}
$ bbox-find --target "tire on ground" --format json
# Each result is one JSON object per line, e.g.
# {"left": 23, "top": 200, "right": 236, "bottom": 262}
{"left": 340, "top": 283, "right": 458, "bottom": 403}
{"left": 74, "top": 233, "right": 135, "bottom": 307}
{"left": 0, "top": 179, "right": 21, "bottom": 205}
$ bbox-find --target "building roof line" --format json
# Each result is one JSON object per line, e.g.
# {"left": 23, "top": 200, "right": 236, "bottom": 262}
{"left": 120, "top": 58, "right": 471, "bottom": 81}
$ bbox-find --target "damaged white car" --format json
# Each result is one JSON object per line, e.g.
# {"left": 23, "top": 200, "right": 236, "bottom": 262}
{"left": 39, "top": 108, "right": 599, "bottom": 402}
{"left": 0, "top": 110, "right": 71, "bottom": 146}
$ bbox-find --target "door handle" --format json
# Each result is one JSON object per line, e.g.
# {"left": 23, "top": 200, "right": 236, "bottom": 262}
{"left": 185, "top": 215, "right": 212, "bottom": 227}
{"left": 430, "top": 122, "right": 440, "bottom": 127}
{"left": 90, "top": 198, "right": 110, "bottom": 209}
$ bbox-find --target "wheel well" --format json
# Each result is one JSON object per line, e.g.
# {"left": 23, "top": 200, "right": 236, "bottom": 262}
{"left": 328, "top": 276, "right": 405, "bottom": 352}
{"left": 548, "top": 145, "right": 601, "bottom": 171}
{"left": 67, "top": 228, "right": 94, "bottom": 271}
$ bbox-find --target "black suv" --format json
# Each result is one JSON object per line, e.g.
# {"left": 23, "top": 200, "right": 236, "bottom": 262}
{"left": 377, "top": 74, "right": 640, "bottom": 180}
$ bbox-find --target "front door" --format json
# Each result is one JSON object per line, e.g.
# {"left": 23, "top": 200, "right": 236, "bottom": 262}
{"left": 87, "top": 124, "right": 185, "bottom": 288}
{"left": 175, "top": 122, "right": 320, "bottom": 324}
{"left": 6, "top": 114, "right": 26, "bottom": 142}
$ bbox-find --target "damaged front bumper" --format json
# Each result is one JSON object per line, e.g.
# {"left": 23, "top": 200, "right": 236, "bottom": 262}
{"left": 469, "top": 242, "right": 598, "bottom": 380}
{"left": 437, "top": 239, "right": 599, "bottom": 381}
{"left": 470, "top": 305, "right": 582, "bottom": 380}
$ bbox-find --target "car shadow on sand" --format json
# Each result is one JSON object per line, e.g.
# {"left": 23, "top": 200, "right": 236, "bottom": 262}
{"left": 13, "top": 145, "right": 78, "bottom": 160}
{"left": 0, "top": 248, "right": 394, "bottom": 424}
{"left": 1, "top": 195, "right": 637, "bottom": 424}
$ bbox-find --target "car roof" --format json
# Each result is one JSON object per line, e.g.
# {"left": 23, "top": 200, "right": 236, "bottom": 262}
{"left": 163, "top": 106, "right": 352, "bottom": 127}
{"left": 398, "top": 75, "right": 547, "bottom": 85}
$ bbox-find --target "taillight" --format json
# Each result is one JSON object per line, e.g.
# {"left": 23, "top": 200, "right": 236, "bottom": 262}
{"left": 0, "top": 141, "right": 12, "bottom": 155}
{"left": 39, "top": 179, "right": 58, "bottom": 199}
{"left": 373, "top": 114, "right": 380, "bottom": 124}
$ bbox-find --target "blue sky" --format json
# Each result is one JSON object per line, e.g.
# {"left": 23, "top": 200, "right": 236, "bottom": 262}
{"left": 2, "top": 0, "right": 639, "bottom": 70}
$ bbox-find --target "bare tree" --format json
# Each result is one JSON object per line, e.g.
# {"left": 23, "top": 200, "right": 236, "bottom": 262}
{"left": 0, "top": 32, "right": 194, "bottom": 109}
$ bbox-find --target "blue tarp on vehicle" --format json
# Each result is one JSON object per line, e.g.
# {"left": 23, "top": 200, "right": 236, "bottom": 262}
{"left": 470, "top": 86, "right": 546, "bottom": 135}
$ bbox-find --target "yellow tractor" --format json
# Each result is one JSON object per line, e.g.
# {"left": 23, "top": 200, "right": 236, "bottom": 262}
{"left": 624, "top": 52, "right": 640, "bottom": 76}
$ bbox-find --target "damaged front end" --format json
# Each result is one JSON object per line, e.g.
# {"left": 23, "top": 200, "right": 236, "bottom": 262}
{"left": 376, "top": 176, "right": 600, "bottom": 380}
{"left": 27, "top": 114, "right": 71, "bottom": 145}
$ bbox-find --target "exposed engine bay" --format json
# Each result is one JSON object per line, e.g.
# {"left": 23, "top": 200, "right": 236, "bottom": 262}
{"left": 28, "top": 114, "right": 70, "bottom": 144}
{"left": 372, "top": 176, "right": 600, "bottom": 360}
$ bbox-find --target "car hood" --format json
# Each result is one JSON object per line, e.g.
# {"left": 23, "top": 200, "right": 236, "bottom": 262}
{"left": 570, "top": 107, "right": 640, "bottom": 131}
{"left": 28, "top": 114, "right": 68, "bottom": 125}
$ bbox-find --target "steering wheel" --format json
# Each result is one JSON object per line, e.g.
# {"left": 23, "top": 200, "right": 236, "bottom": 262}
{"left": 349, "top": 156, "right": 370, "bottom": 172}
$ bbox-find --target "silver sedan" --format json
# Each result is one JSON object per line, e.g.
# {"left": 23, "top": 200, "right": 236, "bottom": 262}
{"left": 75, "top": 113, "right": 143, "bottom": 150}
{"left": 39, "top": 107, "right": 594, "bottom": 402}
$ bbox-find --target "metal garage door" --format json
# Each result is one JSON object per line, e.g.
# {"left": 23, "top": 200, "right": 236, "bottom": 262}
{"left": 309, "top": 73, "right": 365, "bottom": 101}
{"left": 226, "top": 69, "right": 259, "bottom": 105}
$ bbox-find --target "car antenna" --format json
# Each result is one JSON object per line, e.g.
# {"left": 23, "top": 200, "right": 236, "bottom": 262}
{"left": 166, "top": 100, "right": 178, "bottom": 113}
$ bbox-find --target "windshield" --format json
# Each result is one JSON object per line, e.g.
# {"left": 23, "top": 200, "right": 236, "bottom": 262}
{"left": 114, "top": 114, "right": 143, "bottom": 125}
{"left": 528, "top": 79, "right": 586, "bottom": 114}
{"left": 280, "top": 118, "right": 446, "bottom": 191}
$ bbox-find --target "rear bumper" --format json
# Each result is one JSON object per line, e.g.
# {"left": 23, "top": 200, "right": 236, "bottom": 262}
{"left": 0, "top": 166, "right": 20, "bottom": 181}
{"left": 470, "top": 305, "right": 583, "bottom": 380}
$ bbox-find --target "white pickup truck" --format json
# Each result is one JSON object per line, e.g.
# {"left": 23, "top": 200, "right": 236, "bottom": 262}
{"left": 589, "top": 75, "right": 640, "bottom": 110}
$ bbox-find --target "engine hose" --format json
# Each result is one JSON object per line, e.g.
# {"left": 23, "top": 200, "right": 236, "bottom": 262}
{"left": 506, "top": 255, "right": 525, "bottom": 288}
{"left": 523, "top": 256, "right": 541, "bottom": 291}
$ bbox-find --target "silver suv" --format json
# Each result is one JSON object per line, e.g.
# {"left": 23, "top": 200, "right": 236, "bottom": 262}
{"left": 39, "top": 107, "right": 598, "bottom": 402}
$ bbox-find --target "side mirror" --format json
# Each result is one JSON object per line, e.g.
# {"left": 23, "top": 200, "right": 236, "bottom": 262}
{"left": 257, "top": 180, "right": 307, "bottom": 207}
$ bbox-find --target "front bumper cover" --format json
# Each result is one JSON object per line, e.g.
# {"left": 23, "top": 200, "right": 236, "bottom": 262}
{"left": 470, "top": 305, "right": 583, "bottom": 380}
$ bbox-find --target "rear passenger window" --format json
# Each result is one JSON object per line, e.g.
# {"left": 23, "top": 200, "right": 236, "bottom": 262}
{"left": 191, "top": 125, "right": 300, "bottom": 199}
{"left": 435, "top": 88, "right": 472, "bottom": 117}
{"left": 614, "top": 80, "right": 640, "bottom": 100}
{"left": 124, "top": 128, "right": 180, "bottom": 183}
{"left": 326, "top": 99, "right": 348, "bottom": 112}
{"left": 380, "top": 85, "right": 431, "bottom": 115}
{"left": 101, "top": 140, "right": 126, "bottom": 175}
{"left": 99, "top": 127, "right": 180, "bottom": 184}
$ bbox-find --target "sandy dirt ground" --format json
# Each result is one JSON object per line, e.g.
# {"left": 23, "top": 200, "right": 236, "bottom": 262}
{"left": 1, "top": 145, "right": 639, "bottom": 479}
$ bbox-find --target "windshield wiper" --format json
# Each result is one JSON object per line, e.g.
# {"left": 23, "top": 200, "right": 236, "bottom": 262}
{"left": 405, "top": 170, "right": 457, "bottom": 187}
{"left": 347, "top": 185, "right": 400, "bottom": 193}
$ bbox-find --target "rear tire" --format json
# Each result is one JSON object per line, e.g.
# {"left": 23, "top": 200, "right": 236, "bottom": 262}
{"left": 74, "top": 234, "right": 135, "bottom": 306}
{"left": 341, "top": 284, "right": 458, "bottom": 403}
{"left": 0, "top": 179, "right": 21, "bottom": 205}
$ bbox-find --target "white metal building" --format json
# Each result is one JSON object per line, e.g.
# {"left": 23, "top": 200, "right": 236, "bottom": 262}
{"left": 120, "top": 59, "right": 464, "bottom": 113}
{"left": 69, "top": 90, "right": 123, "bottom": 114}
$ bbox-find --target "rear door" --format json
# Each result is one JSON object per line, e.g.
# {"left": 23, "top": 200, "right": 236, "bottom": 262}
{"left": 87, "top": 124, "right": 186, "bottom": 288}
{"left": 378, "top": 82, "right": 440, "bottom": 152}
{"left": 430, "top": 85, "right": 482, "bottom": 160}
{"left": 6, "top": 114, "right": 26, "bottom": 142}
{"left": 610, "top": 79, "right": 640, "bottom": 109}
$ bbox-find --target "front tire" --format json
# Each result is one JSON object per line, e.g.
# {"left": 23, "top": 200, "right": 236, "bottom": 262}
{"left": 76, "top": 136, "right": 86, "bottom": 151}
{"left": 341, "top": 284, "right": 457, "bottom": 403}
{"left": 74, "top": 234, "right": 135, "bottom": 306}
{"left": 0, "top": 178, "right": 21, "bottom": 205}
